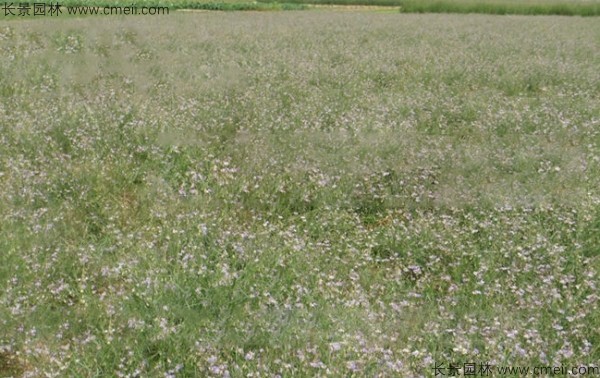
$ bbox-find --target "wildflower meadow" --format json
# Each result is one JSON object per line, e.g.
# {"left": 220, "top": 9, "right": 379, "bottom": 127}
{"left": 1, "top": 10, "right": 599, "bottom": 377}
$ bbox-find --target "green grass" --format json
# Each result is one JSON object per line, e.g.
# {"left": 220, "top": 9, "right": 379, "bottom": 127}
{"left": 1, "top": 12, "right": 599, "bottom": 377}
{"left": 0, "top": 0, "right": 306, "bottom": 18}
{"left": 260, "top": 0, "right": 600, "bottom": 15}
{"left": 3, "top": 0, "right": 599, "bottom": 15}
{"left": 394, "top": 0, "right": 600, "bottom": 15}
{"left": 58, "top": 0, "right": 308, "bottom": 10}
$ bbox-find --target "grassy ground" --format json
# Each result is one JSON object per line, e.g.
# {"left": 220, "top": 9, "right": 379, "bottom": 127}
{"left": 1, "top": 12, "right": 599, "bottom": 377}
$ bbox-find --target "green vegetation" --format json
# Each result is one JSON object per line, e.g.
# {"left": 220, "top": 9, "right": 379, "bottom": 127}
{"left": 262, "top": 0, "right": 600, "bottom": 15}
{"left": 90, "top": 0, "right": 600, "bottom": 16}
{"left": 0, "top": 0, "right": 306, "bottom": 17}
{"left": 393, "top": 0, "right": 600, "bottom": 15}
{"left": 3, "top": 0, "right": 599, "bottom": 15}
{"left": 1, "top": 12, "right": 599, "bottom": 377}
{"left": 59, "top": 0, "right": 308, "bottom": 11}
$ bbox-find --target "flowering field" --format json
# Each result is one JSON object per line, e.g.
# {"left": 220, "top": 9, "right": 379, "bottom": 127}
{"left": 1, "top": 12, "right": 599, "bottom": 377}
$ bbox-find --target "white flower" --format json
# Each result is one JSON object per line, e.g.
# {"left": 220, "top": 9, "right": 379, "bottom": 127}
{"left": 329, "top": 342, "right": 342, "bottom": 352}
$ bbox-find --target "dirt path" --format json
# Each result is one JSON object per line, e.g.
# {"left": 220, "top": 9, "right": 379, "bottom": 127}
{"left": 307, "top": 4, "right": 399, "bottom": 11}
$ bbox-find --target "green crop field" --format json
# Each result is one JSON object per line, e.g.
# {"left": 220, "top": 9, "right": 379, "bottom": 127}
{"left": 1, "top": 10, "right": 599, "bottom": 378}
